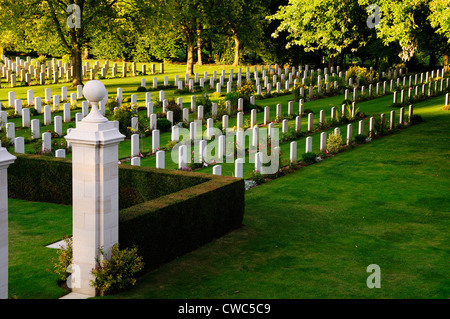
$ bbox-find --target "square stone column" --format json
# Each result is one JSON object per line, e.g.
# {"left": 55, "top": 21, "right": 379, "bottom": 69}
{"left": 0, "top": 146, "right": 16, "bottom": 299}
{"left": 65, "top": 80, "right": 124, "bottom": 296}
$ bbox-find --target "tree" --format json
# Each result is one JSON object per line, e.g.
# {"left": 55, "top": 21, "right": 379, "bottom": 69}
{"left": 429, "top": 0, "right": 450, "bottom": 71}
{"left": 137, "top": 0, "right": 210, "bottom": 75}
{"left": 210, "top": 0, "right": 268, "bottom": 66}
{"left": 359, "top": 0, "right": 450, "bottom": 71}
{"left": 0, "top": 0, "right": 121, "bottom": 87}
{"left": 268, "top": 0, "right": 371, "bottom": 67}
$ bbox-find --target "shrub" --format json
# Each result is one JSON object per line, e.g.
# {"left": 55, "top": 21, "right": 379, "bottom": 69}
{"left": 236, "top": 80, "right": 256, "bottom": 96}
{"left": 346, "top": 66, "right": 378, "bottom": 85}
{"left": 0, "top": 133, "right": 13, "bottom": 148}
{"left": 374, "top": 116, "right": 389, "bottom": 136}
{"left": 35, "top": 55, "right": 47, "bottom": 66}
{"left": 6, "top": 109, "right": 18, "bottom": 119}
{"left": 90, "top": 244, "right": 144, "bottom": 296}
{"left": 196, "top": 92, "right": 213, "bottom": 115}
{"left": 110, "top": 103, "right": 138, "bottom": 136}
{"left": 327, "top": 132, "right": 344, "bottom": 154}
{"left": 28, "top": 107, "right": 39, "bottom": 116}
{"left": 165, "top": 99, "right": 183, "bottom": 124}
{"left": 410, "top": 114, "right": 424, "bottom": 125}
{"left": 156, "top": 118, "right": 172, "bottom": 133}
{"left": 355, "top": 134, "right": 366, "bottom": 144}
{"left": 50, "top": 236, "right": 72, "bottom": 282}
{"left": 250, "top": 169, "right": 265, "bottom": 184}
{"left": 165, "top": 140, "right": 178, "bottom": 151}
{"left": 137, "top": 86, "right": 147, "bottom": 92}
{"left": 225, "top": 91, "right": 240, "bottom": 110}
{"left": 302, "top": 152, "right": 317, "bottom": 164}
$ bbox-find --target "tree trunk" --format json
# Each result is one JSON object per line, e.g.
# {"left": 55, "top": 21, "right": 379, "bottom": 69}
{"left": 444, "top": 51, "right": 449, "bottom": 73}
{"left": 72, "top": 46, "right": 83, "bottom": 87}
{"left": 233, "top": 32, "right": 240, "bottom": 66}
{"left": 197, "top": 25, "right": 202, "bottom": 66}
{"left": 328, "top": 55, "right": 335, "bottom": 69}
{"left": 82, "top": 42, "right": 89, "bottom": 60}
{"left": 186, "top": 41, "right": 194, "bottom": 75}
{"left": 429, "top": 52, "right": 437, "bottom": 69}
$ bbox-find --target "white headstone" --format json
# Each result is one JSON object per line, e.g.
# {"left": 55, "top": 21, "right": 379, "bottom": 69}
{"left": 156, "top": 150, "right": 165, "bottom": 169}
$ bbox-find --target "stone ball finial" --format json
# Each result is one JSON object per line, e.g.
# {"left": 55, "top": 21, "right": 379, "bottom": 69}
{"left": 83, "top": 80, "right": 107, "bottom": 103}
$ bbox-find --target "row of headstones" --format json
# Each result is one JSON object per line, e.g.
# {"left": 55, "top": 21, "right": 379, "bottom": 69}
{"left": 2, "top": 56, "right": 75, "bottom": 86}
{"left": 392, "top": 78, "right": 450, "bottom": 103}
{"left": 1, "top": 55, "right": 165, "bottom": 86}
{"left": 159, "top": 65, "right": 444, "bottom": 98}
{"left": 88, "top": 61, "right": 164, "bottom": 80}
{"left": 129, "top": 95, "right": 358, "bottom": 136}
{"left": 0, "top": 84, "right": 112, "bottom": 133}
{"left": 4, "top": 85, "right": 83, "bottom": 108}
{"left": 10, "top": 133, "right": 67, "bottom": 158}
{"left": 129, "top": 103, "right": 416, "bottom": 171}
{"left": 8, "top": 116, "right": 127, "bottom": 158}
{"left": 129, "top": 104, "right": 415, "bottom": 176}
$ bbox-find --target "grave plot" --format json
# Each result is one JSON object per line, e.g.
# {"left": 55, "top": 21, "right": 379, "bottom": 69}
{"left": 1, "top": 62, "right": 447, "bottom": 183}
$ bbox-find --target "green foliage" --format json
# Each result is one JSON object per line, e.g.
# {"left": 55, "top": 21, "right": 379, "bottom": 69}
{"left": 156, "top": 118, "right": 172, "bottom": 133}
{"left": 90, "top": 244, "right": 145, "bottom": 296}
{"left": 411, "top": 114, "right": 424, "bottom": 124}
{"left": 327, "top": 132, "right": 344, "bottom": 154}
{"left": 225, "top": 91, "right": 240, "bottom": 110}
{"left": 50, "top": 236, "right": 72, "bottom": 282}
{"left": 374, "top": 116, "right": 389, "bottom": 137}
{"left": 0, "top": 133, "right": 13, "bottom": 149}
{"left": 250, "top": 169, "right": 265, "bottom": 185}
{"left": 8, "top": 155, "right": 73, "bottom": 205}
{"left": 137, "top": 86, "right": 147, "bottom": 92}
{"left": 355, "top": 134, "right": 367, "bottom": 144}
{"left": 165, "top": 99, "right": 183, "bottom": 124}
{"left": 269, "top": 0, "right": 370, "bottom": 58}
{"left": 6, "top": 109, "right": 18, "bottom": 119}
{"left": 106, "top": 99, "right": 121, "bottom": 113}
{"left": 118, "top": 166, "right": 245, "bottom": 271}
{"left": 165, "top": 140, "right": 178, "bottom": 151}
{"left": 195, "top": 92, "right": 213, "bottom": 115}
{"left": 302, "top": 152, "right": 317, "bottom": 164}
{"left": 110, "top": 103, "right": 138, "bottom": 137}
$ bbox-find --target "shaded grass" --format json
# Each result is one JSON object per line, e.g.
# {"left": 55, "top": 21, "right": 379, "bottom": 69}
{"left": 8, "top": 199, "right": 72, "bottom": 299}
{"left": 5, "top": 72, "right": 450, "bottom": 299}
{"left": 106, "top": 95, "right": 450, "bottom": 299}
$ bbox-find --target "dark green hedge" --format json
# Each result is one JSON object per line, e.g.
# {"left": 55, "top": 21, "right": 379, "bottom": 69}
{"left": 119, "top": 172, "right": 245, "bottom": 271}
{"left": 118, "top": 165, "right": 209, "bottom": 209}
{"left": 8, "top": 154, "right": 245, "bottom": 272}
{"left": 8, "top": 154, "right": 210, "bottom": 209}
{"left": 8, "top": 155, "right": 73, "bottom": 205}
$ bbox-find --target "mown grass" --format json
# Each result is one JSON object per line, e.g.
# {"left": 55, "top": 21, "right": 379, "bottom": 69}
{"left": 7, "top": 200, "right": 72, "bottom": 299}
{"left": 4, "top": 62, "right": 450, "bottom": 299}
{"left": 105, "top": 94, "right": 449, "bottom": 299}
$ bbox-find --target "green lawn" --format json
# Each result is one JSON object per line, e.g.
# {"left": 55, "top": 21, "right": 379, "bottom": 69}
{"left": 6, "top": 93, "right": 449, "bottom": 299}
{"left": 8, "top": 200, "right": 72, "bottom": 299}
{"left": 108, "top": 95, "right": 449, "bottom": 299}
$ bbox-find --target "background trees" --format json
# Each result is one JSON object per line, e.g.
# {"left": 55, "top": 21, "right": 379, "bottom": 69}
{"left": 0, "top": 0, "right": 447, "bottom": 83}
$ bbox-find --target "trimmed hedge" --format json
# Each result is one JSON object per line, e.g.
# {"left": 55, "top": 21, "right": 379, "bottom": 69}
{"left": 8, "top": 155, "right": 73, "bottom": 205}
{"left": 8, "top": 154, "right": 245, "bottom": 271}
{"left": 8, "top": 154, "right": 210, "bottom": 209}
{"left": 119, "top": 167, "right": 245, "bottom": 270}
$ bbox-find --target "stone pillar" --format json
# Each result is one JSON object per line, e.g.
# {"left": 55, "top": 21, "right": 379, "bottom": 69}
{"left": 65, "top": 80, "right": 125, "bottom": 297}
{"left": 0, "top": 146, "right": 16, "bottom": 299}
